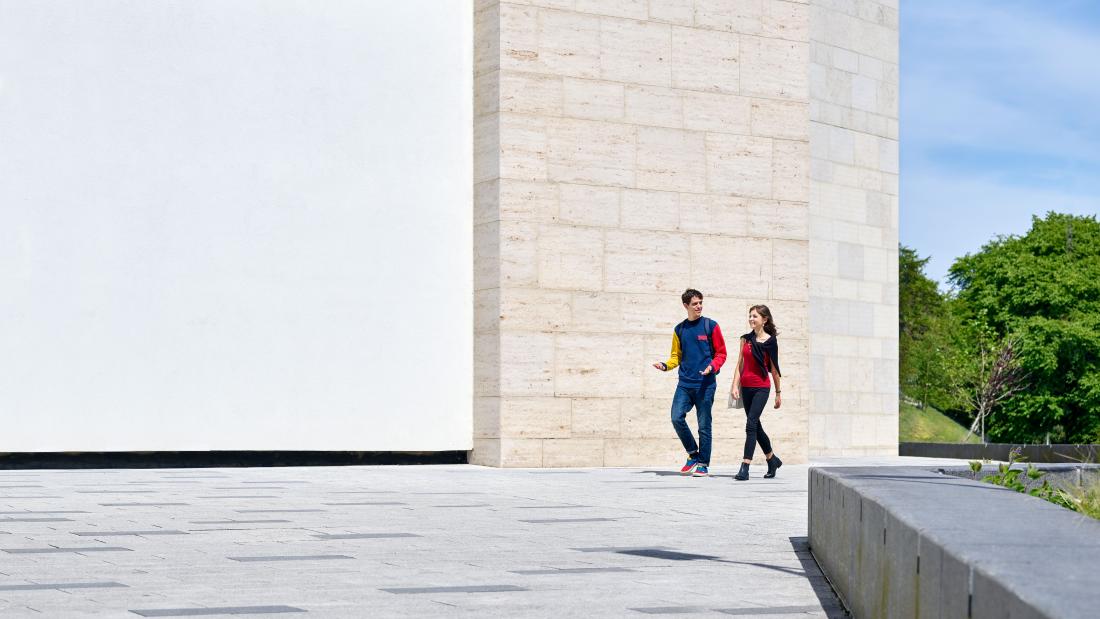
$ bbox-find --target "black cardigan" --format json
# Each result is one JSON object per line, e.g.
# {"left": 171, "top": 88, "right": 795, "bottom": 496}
{"left": 740, "top": 332, "right": 781, "bottom": 379}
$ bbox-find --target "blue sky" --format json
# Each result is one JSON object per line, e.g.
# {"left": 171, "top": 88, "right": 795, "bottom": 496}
{"left": 901, "top": 0, "right": 1100, "bottom": 286}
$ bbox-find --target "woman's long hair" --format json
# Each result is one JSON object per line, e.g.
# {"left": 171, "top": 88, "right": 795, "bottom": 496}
{"left": 750, "top": 304, "right": 778, "bottom": 337}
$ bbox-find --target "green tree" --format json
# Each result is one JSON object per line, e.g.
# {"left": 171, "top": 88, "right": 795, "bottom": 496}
{"left": 899, "top": 245, "right": 949, "bottom": 406}
{"left": 948, "top": 213, "right": 1100, "bottom": 443}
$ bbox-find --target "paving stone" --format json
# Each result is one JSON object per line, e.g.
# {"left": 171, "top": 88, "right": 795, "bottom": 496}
{"left": 0, "top": 457, "right": 961, "bottom": 616}
{"left": 131, "top": 606, "right": 306, "bottom": 616}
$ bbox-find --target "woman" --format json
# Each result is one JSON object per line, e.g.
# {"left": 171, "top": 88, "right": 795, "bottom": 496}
{"left": 730, "top": 304, "right": 782, "bottom": 481}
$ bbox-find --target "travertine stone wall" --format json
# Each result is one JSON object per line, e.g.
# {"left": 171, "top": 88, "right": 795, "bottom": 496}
{"left": 473, "top": 0, "right": 813, "bottom": 466}
{"left": 807, "top": 0, "right": 900, "bottom": 456}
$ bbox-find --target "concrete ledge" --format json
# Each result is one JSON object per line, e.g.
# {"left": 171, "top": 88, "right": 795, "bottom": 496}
{"left": 900, "top": 442, "right": 1099, "bottom": 463}
{"left": 808, "top": 467, "right": 1100, "bottom": 619}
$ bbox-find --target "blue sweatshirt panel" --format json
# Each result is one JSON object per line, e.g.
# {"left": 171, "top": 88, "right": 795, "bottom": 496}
{"left": 676, "top": 317, "right": 717, "bottom": 387}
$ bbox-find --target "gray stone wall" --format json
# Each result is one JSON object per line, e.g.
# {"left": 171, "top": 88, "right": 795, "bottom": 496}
{"left": 807, "top": 0, "right": 899, "bottom": 456}
{"left": 473, "top": 0, "right": 814, "bottom": 467}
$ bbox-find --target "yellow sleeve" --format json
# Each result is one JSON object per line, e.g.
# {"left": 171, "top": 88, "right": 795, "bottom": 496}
{"left": 664, "top": 333, "right": 681, "bottom": 371}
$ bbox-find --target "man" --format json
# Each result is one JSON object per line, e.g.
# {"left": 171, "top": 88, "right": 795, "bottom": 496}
{"left": 652, "top": 289, "right": 727, "bottom": 477}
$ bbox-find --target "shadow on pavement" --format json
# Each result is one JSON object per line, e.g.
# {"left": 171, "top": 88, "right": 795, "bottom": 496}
{"left": 789, "top": 536, "right": 849, "bottom": 618}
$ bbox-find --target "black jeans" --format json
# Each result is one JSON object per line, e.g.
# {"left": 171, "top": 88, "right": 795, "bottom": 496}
{"left": 741, "top": 387, "right": 773, "bottom": 460}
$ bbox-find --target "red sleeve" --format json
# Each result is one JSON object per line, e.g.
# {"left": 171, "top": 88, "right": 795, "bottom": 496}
{"left": 710, "top": 324, "right": 727, "bottom": 371}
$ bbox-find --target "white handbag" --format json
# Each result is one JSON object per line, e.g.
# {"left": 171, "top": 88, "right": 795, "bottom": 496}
{"left": 728, "top": 392, "right": 743, "bottom": 409}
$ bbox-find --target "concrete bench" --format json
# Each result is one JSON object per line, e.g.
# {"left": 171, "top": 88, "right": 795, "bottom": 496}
{"left": 808, "top": 467, "right": 1100, "bottom": 619}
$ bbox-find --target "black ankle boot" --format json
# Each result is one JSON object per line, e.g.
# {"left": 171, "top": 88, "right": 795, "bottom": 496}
{"left": 764, "top": 455, "right": 783, "bottom": 478}
{"left": 734, "top": 463, "right": 750, "bottom": 481}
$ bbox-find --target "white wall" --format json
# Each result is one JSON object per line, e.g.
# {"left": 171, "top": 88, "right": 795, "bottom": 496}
{"left": 0, "top": 1, "right": 473, "bottom": 451}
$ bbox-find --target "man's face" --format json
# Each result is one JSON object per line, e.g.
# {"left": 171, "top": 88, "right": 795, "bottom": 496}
{"left": 684, "top": 296, "right": 703, "bottom": 318}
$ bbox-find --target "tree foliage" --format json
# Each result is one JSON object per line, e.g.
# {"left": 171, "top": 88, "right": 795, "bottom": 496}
{"left": 943, "top": 213, "right": 1100, "bottom": 443}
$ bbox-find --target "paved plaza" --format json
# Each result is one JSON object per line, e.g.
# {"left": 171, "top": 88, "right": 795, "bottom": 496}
{"left": 0, "top": 459, "right": 956, "bottom": 617}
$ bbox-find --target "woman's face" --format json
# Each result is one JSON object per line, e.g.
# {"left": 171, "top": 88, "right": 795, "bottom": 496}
{"left": 748, "top": 309, "right": 764, "bottom": 329}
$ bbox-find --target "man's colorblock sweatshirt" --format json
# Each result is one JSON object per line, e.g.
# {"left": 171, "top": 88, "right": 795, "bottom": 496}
{"left": 662, "top": 316, "right": 727, "bottom": 386}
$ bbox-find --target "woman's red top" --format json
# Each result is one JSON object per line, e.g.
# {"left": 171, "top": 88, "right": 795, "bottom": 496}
{"left": 740, "top": 339, "right": 771, "bottom": 388}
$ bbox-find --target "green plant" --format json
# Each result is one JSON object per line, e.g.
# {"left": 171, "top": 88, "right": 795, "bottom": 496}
{"left": 980, "top": 449, "right": 1077, "bottom": 510}
{"left": 1062, "top": 478, "right": 1100, "bottom": 520}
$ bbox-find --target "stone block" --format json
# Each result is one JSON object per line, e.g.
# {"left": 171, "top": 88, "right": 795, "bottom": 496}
{"left": 563, "top": 78, "right": 624, "bottom": 121}
{"left": 536, "top": 9, "right": 602, "bottom": 78}
{"left": 537, "top": 224, "right": 604, "bottom": 291}
{"left": 500, "top": 179, "right": 559, "bottom": 223}
{"left": 621, "top": 397, "right": 676, "bottom": 439}
{"left": 599, "top": 18, "right": 672, "bottom": 87}
{"left": 475, "top": 4, "right": 501, "bottom": 77}
{"left": 836, "top": 241, "right": 864, "bottom": 280}
{"left": 500, "top": 331, "right": 555, "bottom": 396}
{"left": 646, "top": 0, "right": 694, "bottom": 27}
{"left": 474, "top": 114, "right": 500, "bottom": 184}
{"left": 625, "top": 85, "right": 683, "bottom": 128}
{"left": 475, "top": 221, "right": 501, "bottom": 291}
{"left": 863, "top": 246, "right": 889, "bottom": 284}
{"left": 574, "top": 0, "right": 647, "bottom": 20}
{"left": 682, "top": 91, "right": 751, "bottom": 134}
{"left": 500, "top": 397, "right": 572, "bottom": 438}
{"left": 771, "top": 239, "right": 809, "bottom": 301}
{"left": 500, "top": 288, "right": 572, "bottom": 331}
{"left": 832, "top": 46, "right": 859, "bottom": 74}
{"left": 853, "top": 132, "right": 880, "bottom": 170}
{"left": 679, "top": 193, "right": 750, "bottom": 235}
{"left": 636, "top": 126, "right": 706, "bottom": 193}
{"left": 475, "top": 288, "right": 501, "bottom": 334}
{"left": 694, "top": 0, "right": 761, "bottom": 35}
{"left": 621, "top": 293, "right": 679, "bottom": 334}
{"left": 859, "top": 54, "right": 884, "bottom": 80}
{"left": 499, "top": 437, "right": 544, "bottom": 467}
{"left": 706, "top": 133, "right": 774, "bottom": 198}
{"left": 671, "top": 26, "right": 739, "bottom": 92}
{"left": 604, "top": 229, "right": 691, "bottom": 294}
{"left": 499, "top": 4, "right": 540, "bottom": 72}
{"left": 690, "top": 235, "right": 772, "bottom": 298}
{"left": 543, "top": 438, "right": 605, "bottom": 467}
{"left": 751, "top": 98, "right": 808, "bottom": 140}
{"left": 748, "top": 199, "right": 809, "bottom": 240}
{"left": 621, "top": 189, "right": 680, "bottom": 231}
{"left": 740, "top": 35, "right": 809, "bottom": 100}
{"left": 762, "top": 0, "right": 809, "bottom": 41}
{"left": 570, "top": 291, "right": 624, "bottom": 332}
{"left": 558, "top": 183, "right": 620, "bottom": 227}
{"left": 473, "top": 397, "right": 501, "bottom": 439}
{"left": 554, "top": 333, "right": 645, "bottom": 398}
{"left": 470, "top": 438, "right": 502, "bottom": 466}
{"left": 571, "top": 398, "right": 622, "bottom": 437}
{"left": 548, "top": 117, "right": 636, "bottom": 187}
{"left": 773, "top": 139, "right": 809, "bottom": 201}
{"left": 500, "top": 113, "right": 548, "bottom": 181}
{"left": 603, "top": 437, "right": 684, "bottom": 466}
{"left": 500, "top": 221, "right": 539, "bottom": 286}
{"left": 475, "top": 71, "right": 500, "bottom": 118}
{"left": 501, "top": 72, "right": 563, "bottom": 115}
{"left": 644, "top": 333, "right": 678, "bottom": 398}
{"left": 851, "top": 74, "right": 878, "bottom": 113}
{"left": 475, "top": 179, "right": 500, "bottom": 226}
{"left": 474, "top": 331, "right": 500, "bottom": 397}
{"left": 879, "top": 136, "right": 899, "bottom": 174}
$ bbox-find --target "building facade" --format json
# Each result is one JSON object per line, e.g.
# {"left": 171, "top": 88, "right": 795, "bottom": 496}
{"left": 1, "top": 1, "right": 896, "bottom": 463}
{"left": 472, "top": 0, "right": 899, "bottom": 466}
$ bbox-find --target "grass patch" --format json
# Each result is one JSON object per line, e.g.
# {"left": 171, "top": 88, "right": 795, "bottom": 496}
{"left": 1063, "top": 478, "right": 1100, "bottom": 520}
{"left": 900, "top": 401, "right": 981, "bottom": 443}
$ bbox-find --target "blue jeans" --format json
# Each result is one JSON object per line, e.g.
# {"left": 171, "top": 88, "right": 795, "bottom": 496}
{"left": 670, "top": 382, "right": 715, "bottom": 465}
